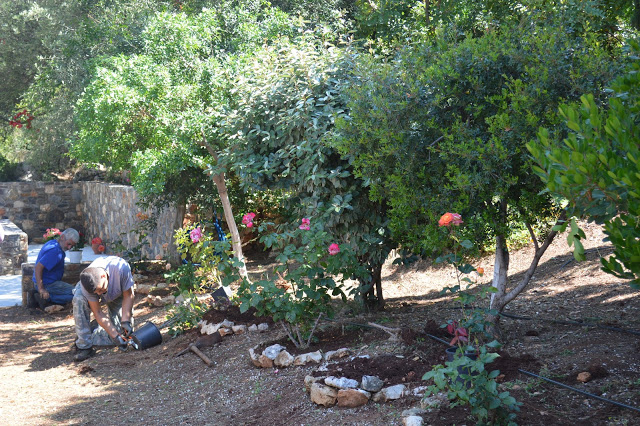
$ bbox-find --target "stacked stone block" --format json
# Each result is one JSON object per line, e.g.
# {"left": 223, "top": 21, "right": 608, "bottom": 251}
{"left": 0, "top": 182, "right": 83, "bottom": 242}
{"left": 0, "top": 219, "right": 28, "bottom": 274}
{"left": 81, "top": 182, "right": 177, "bottom": 260}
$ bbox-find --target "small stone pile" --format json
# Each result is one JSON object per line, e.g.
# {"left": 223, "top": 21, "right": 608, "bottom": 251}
{"left": 249, "top": 344, "right": 350, "bottom": 368}
{"left": 306, "top": 369, "right": 451, "bottom": 426}
{"left": 200, "top": 318, "right": 269, "bottom": 337}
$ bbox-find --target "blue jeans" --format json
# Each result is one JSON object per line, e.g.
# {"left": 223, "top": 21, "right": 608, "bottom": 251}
{"left": 72, "top": 283, "right": 134, "bottom": 349}
{"left": 36, "top": 280, "right": 74, "bottom": 305}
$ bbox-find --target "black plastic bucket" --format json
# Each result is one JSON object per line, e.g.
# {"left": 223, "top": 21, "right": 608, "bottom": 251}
{"left": 132, "top": 322, "right": 162, "bottom": 350}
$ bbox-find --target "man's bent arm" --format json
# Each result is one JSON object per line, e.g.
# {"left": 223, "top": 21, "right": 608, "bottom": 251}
{"left": 34, "top": 263, "right": 49, "bottom": 298}
{"left": 121, "top": 288, "right": 134, "bottom": 323}
{"left": 88, "top": 300, "right": 120, "bottom": 340}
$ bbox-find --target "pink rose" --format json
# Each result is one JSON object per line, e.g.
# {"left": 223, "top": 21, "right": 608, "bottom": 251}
{"left": 328, "top": 243, "right": 340, "bottom": 256}
{"left": 242, "top": 212, "right": 256, "bottom": 227}
{"left": 451, "top": 213, "right": 463, "bottom": 226}
{"left": 299, "top": 218, "right": 310, "bottom": 230}
{"left": 189, "top": 226, "right": 203, "bottom": 243}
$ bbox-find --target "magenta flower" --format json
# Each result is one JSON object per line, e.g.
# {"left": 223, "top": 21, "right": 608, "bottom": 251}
{"left": 189, "top": 226, "right": 203, "bottom": 243}
{"left": 242, "top": 212, "right": 256, "bottom": 227}
{"left": 328, "top": 243, "right": 340, "bottom": 256}
{"left": 299, "top": 218, "right": 310, "bottom": 230}
{"left": 451, "top": 213, "right": 463, "bottom": 226}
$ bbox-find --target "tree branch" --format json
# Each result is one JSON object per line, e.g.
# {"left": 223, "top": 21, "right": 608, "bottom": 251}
{"left": 504, "top": 211, "right": 567, "bottom": 305}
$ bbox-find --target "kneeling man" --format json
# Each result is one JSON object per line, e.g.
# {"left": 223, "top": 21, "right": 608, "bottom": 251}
{"left": 73, "top": 256, "right": 135, "bottom": 362}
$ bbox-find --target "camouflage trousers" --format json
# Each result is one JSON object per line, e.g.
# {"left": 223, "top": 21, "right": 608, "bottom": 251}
{"left": 72, "top": 283, "right": 133, "bottom": 349}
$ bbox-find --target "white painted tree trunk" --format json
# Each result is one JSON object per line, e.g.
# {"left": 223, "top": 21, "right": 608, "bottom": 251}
{"left": 488, "top": 212, "right": 566, "bottom": 329}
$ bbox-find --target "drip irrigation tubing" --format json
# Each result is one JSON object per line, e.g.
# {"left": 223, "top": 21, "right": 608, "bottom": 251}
{"left": 498, "top": 311, "right": 640, "bottom": 337}
{"left": 518, "top": 369, "right": 640, "bottom": 414}
{"left": 444, "top": 305, "right": 640, "bottom": 337}
{"left": 425, "top": 334, "right": 640, "bottom": 414}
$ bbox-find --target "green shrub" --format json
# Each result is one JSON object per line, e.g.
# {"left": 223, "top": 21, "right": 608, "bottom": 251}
{"left": 0, "top": 154, "right": 20, "bottom": 181}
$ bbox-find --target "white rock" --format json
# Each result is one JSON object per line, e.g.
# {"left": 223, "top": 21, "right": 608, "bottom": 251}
{"left": 218, "top": 327, "right": 233, "bottom": 337}
{"left": 248, "top": 347, "right": 261, "bottom": 368}
{"left": 411, "top": 386, "right": 429, "bottom": 397}
{"left": 160, "top": 295, "right": 175, "bottom": 305}
{"left": 232, "top": 325, "right": 247, "bottom": 335}
{"left": 156, "top": 282, "right": 168, "bottom": 289}
{"left": 324, "top": 348, "right": 351, "bottom": 361}
{"left": 372, "top": 384, "right": 406, "bottom": 402}
{"left": 403, "top": 415, "right": 423, "bottom": 426}
{"left": 263, "top": 344, "right": 286, "bottom": 360}
{"left": 135, "top": 284, "right": 153, "bottom": 295}
{"left": 310, "top": 383, "right": 338, "bottom": 407}
{"left": 325, "top": 376, "right": 359, "bottom": 390}
{"left": 44, "top": 304, "right": 64, "bottom": 314}
{"left": 248, "top": 324, "right": 258, "bottom": 332}
{"left": 402, "top": 408, "right": 427, "bottom": 417}
{"left": 257, "top": 323, "right": 269, "bottom": 332}
{"left": 294, "top": 351, "right": 324, "bottom": 366}
{"left": 420, "top": 392, "right": 449, "bottom": 410}
{"left": 220, "top": 319, "right": 235, "bottom": 328}
{"left": 361, "top": 375, "right": 384, "bottom": 392}
{"left": 274, "top": 350, "right": 294, "bottom": 367}
{"left": 304, "top": 375, "right": 324, "bottom": 392}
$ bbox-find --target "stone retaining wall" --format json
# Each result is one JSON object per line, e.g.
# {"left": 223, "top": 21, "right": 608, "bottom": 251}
{"left": 81, "top": 182, "right": 177, "bottom": 260}
{"left": 0, "top": 182, "right": 83, "bottom": 242}
{"left": 0, "top": 181, "right": 178, "bottom": 261}
{"left": 0, "top": 219, "right": 28, "bottom": 274}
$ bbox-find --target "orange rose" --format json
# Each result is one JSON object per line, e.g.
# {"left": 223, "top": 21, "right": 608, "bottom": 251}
{"left": 438, "top": 213, "right": 453, "bottom": 227}
{"left": 477, "top": 267, "right": 484, "bottom": 275}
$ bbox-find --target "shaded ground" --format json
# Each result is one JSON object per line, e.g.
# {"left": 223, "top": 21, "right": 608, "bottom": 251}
{"left": 1, "top": 223, "right": 640, "bottom": 425}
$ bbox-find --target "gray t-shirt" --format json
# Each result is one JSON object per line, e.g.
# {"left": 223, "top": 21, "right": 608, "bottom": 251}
{"left": 81, "top": 256, "right": 134, "bottom": 303}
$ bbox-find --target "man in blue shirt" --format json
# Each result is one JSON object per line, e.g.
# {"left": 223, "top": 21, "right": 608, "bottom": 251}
{"left": 72, "top": 256, "right": 135, "bottom": 362}
{"left": 31, "top": 228, "right": 79, "bottom": 308}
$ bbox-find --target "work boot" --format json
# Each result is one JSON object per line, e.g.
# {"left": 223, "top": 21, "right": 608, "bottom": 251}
{"left": 73, "top": 348, "right": 95, "bottom": 362}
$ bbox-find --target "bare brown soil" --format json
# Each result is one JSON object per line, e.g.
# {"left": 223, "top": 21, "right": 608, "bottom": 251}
{"left": 1, "top": 222, "right": 639, "bottom": 425}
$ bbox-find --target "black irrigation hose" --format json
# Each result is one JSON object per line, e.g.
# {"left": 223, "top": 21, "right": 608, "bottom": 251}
{"left": 499, "top": 311, "right": 640, "bottom": 337}
{"left": 426, "top": 333, "right": 451, "bottom": 346}
{"left": 425, "top": 333, "right": 640, "bottom": 414}
{"left": 518, "top": 369, "right": 640, "bottom": 414}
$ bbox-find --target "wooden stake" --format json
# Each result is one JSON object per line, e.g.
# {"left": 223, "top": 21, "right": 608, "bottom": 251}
{"left": 189, "top": 344, "right": 213, "bottom": 366}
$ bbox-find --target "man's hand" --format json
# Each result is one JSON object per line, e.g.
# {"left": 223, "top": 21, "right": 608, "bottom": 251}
{"left": 121, "top": 321, "right": 132, "bottom": 338}
{"left": 115, "top": 334, "right": 129, "bottom": 351}
{"left": 40, "top": 289, "right": 50, "bottom": 300}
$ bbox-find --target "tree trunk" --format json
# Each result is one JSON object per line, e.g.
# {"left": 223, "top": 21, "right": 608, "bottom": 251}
{"left": 488, "top": 211, "right": 567, "bottom": 329}
{"left": 362, "top": 260, "right": 384, "bottom": 310}
{"left": 168, "top": 203, "right": 186, "bottom": 264}
{"left": 488, "top": 232, "right": 510, "bottom": 329}
{"left": 197, "top": 135, "right": 248, "bottom": 281}
{"left": 211, "top": 172, "right": 248, "bottom": 280}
